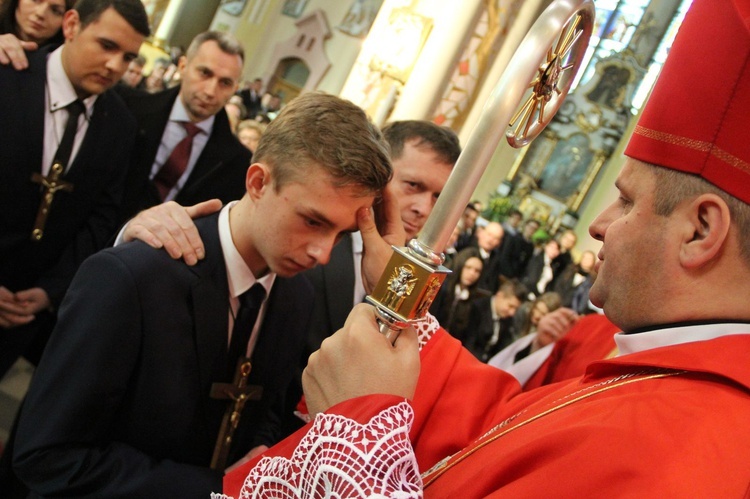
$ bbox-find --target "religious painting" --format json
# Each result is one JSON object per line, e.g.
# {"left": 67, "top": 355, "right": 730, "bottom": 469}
{"left": 537, "top": 133, "right": 594, "bottom": 203}
{"left": 337, "top": 0, "right": 384, "bottom": 38}
{"left": 220, "top": 0, "right": 248, "bottom": 17}
{"left": 282, "top": 0, "right": 308, "bottom": 18}
{"left": 518, "top": 196, "right": 552, "bottom": 225}
{"left": 585, "top": 62, "right": 634, "bottom": 110}
{"left": 368, "top": 7, "right": 433, "bottom": 83}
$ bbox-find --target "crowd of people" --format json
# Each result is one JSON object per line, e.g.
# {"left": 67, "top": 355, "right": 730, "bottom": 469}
{"left": 1, "top": 0, "right": 748, "bottom": 497}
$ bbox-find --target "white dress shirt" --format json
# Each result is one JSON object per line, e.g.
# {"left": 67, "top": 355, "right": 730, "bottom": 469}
{"left": 220, "top": 202, "right": 276, "bottom": 357}
{"left": 149, "top": 97, "right": 215, "bottom": 201}
{"left": 43, "top": 46, "right": 98, "bottom": 175}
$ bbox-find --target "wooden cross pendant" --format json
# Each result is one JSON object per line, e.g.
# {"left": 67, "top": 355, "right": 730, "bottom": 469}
{"left": 30, "top": 162, "right": 74, "bottom": 241}
{"left": 209, "top": 359, "right": 263, "bottom": 471}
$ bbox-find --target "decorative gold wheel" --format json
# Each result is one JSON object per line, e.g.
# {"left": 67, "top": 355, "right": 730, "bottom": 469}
{"left": 507, "top": 5, "right": 593, "bottom": 147}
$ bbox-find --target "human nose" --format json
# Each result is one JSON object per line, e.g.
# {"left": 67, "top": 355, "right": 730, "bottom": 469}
{"left": 412, "top": 193, "right": 433, "bottom": 217}
{"left": 105, "top": 54, "right": 129, "bottom": 75}
{"left": 589, "top": 202, "right": 615, "bottom": 242}
{"left": 307, "top": 236, "right": 336, "bottom": 266}
{"left": 204, "top": 78, "right": 219, "bottom": 97}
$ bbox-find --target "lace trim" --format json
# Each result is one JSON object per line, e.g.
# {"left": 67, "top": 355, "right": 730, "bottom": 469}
{"left": 216, "top": 401, "right": 422, "bottom": 499}
{"left": 415, "top": 313, "right": 439, "bottom": 351}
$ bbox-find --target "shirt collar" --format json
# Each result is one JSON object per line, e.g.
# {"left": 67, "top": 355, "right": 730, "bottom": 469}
{"left": 351, "top": 231, "right": 363, "bottom": 255}
{"left": 615, "top": 322, "right": 750, "bottom": 356}
{"left": 219, "top": 202, "right": 276, "bottom": 300}
{"left": 48, "top": 45, "right": 97, "bottom": 118}
{"left": 169, "top": 93, "right": 215, "bottom": 135}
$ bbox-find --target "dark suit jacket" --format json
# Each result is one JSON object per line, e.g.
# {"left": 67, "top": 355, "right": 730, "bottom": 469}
{"left": 464, "top": 295, "right": 515, "bottom": 362}
{"left": 237, "top": 88, "right": 262, "bottom": 119}
{"left": 0, "top": 47, "right": 135, "bottom": 306}
{"left": 303, "top": 233, "right": 357, "bottom": 357}
{"left": 0, "top": 48, "right": 136, "bottom": 376}
{"left": 14, "top": 214, "right": 313, "bottom": 497}
{"left": 114, "top": 85, "right": 251, "bottom": 223}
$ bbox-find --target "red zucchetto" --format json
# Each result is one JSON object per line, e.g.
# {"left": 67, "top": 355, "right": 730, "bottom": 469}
{"left": 625, "top": 0, "right": 750, "bottom": 204}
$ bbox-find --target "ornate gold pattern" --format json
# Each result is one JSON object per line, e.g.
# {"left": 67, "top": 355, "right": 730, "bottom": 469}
{"left": 634, "top": 125, "right": 750, "bottom": 174}
{"left": 422, "top": 368, "right": 685, "bottom": 487}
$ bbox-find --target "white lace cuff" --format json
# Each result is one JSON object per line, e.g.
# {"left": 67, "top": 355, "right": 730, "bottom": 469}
{"left": 214, "top": 401, "right": 422, "bottom": 499}
{"left": 415, "top": 312, "right": 440, "bottom": 351}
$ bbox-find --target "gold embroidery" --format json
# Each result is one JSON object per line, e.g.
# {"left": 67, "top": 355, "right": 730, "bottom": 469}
{"left": 422, "top": 368, "right": 685, "bottom": 488}
{"left": 634, "top": 126, "right": 750, "bottom": 174}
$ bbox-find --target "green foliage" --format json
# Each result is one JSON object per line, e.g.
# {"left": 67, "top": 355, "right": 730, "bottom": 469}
{"left": 482, "top": 194, "right": 515, "bottom": 222}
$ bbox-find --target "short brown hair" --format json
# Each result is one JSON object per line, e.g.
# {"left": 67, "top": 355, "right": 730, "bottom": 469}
{"left": 253, "top": 92, "right": 392, "bottom": 195}
{"left": 382, "top": 120, "right": 461, "bottom": 165}
{"left": 186, "top": 31, "right": 244, "bottom": 64}
{"left": 652, "top": 163, "right": 750, "bottom": 265}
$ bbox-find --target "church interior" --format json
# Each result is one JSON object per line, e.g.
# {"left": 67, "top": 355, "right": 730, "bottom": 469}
{"left": 0, "top": 0, "right": 693, "bottom": 459}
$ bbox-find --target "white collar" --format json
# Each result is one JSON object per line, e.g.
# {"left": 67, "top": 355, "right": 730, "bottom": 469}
{"left": 615, "top": 322, "right": 750, "bottom": 356}
{"left": 47, "top": 45, "right": 97, "bottom": 117}
{"left": 219, "top": 202, "right": 276, "bottom": 300}
{"left": 169, "top": 93, "right": 215, "bottom": 135}
{"left": 351, "top": 231, "right": 363, "bottom": 255}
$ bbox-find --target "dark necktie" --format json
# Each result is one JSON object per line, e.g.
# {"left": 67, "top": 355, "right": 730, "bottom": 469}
{"left": 227, "top": 283, "right": 266, "bottom": 377}
{"left": 53, "top": 100, "right": 86, "bottom": 170}
{"left": 153, "top": 122, "right": 202, "bottom": 200}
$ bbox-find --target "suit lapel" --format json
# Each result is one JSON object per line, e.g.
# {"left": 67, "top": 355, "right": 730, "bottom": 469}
{"left": 188, "top": 214, "right": 230, "bottom": 392}
{"left": 177, "top": 108, "right": 238, "bottom": 200}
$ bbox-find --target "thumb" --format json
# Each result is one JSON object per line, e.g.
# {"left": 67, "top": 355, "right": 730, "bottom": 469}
{"left": 185, "top": 199, "right": 222, "bottom": 219}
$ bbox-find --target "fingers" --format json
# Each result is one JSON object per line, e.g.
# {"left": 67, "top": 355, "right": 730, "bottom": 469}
{"left": 374, "top": 185, "right": 406, "bottom": 246}
{"left": 0, "top": 287, "right": 36, "bottom": 328}
{"left": 537, "top": 307, "right": 578, "bottom": 339}
{"left": 358, "top": 208, "right": 395, "bottom": 294}
{"left": 0, "top": 34, "right": 36, "bottom": 70}
{"left": 14, "top": 288, "right": 50, "bottom": 314}
{"left": 303, "top": 304, "right": 420, "bottom": 416}
{"left": 123, "top": 201, "right": 208, "bottom": 265}
{"left": 184, "top": 198, "right": 223, "bottom": 219}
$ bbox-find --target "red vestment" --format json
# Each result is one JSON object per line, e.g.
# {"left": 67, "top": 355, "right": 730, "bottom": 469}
{"left": 223, "top": 328, "right": 750, "bottom": 497}
{"left": 523, "top": 313, "right": 619, "bottom": 390}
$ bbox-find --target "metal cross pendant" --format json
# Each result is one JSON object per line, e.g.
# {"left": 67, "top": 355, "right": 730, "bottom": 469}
{"left": 30, "top": 162, "right": 74, "bottom": 241}
{"left": 209, "top": 359, "right": 263, "bottom": 470}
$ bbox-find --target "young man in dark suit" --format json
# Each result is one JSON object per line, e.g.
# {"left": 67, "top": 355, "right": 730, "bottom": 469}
{"left": 13, "top": 92, "right": 393, "bottom": 498}
{"left": 0, "top": 0, "right": 149, "bottom": 378}
{"left": 115, "top": 31, "right": 252, "bottom": 225}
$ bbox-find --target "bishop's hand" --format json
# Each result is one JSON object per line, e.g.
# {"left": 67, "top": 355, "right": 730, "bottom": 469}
{"left": 302, "top": 304, "right": 420, "bottom": 418}
{"left": 359, "top": 186, "right": 405, "bottom": 294}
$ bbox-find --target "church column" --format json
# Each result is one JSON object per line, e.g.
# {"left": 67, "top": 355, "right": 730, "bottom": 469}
{"left": 388, "top": 0, "right": 483, "bottom": 121}
{"left": 152, "top": 0, "right": 188, "bottom": 48}
{"left": 459, "top": 0, "right": 548, "bottom": 144}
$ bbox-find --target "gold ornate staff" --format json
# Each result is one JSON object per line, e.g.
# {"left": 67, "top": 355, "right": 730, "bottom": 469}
{"left": 367, "top": 0, "right": 595, "bottom": 342}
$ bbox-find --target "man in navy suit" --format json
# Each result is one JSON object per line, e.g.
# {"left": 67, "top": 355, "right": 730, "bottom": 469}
{"left": 0, "top": 0, "right": 149, "bottom": 378}
{"left": 13, "top": 92, "right": 393, "bottom": 497}
{"left": 115, "top": 31, "right": 252, "bottom": 226}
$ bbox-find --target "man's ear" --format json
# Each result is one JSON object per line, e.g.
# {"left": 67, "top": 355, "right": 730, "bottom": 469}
{"left": 679, "top": 193, "right": 731, "bottom": 269}
{"left": 61, "top": 10, "right": 80, "bottom": 41}
{"left": 177, "top": 55, "right": 188, "bottom": 76}
{"left": 245, "top": 163, "right": 270, "bottom": 200}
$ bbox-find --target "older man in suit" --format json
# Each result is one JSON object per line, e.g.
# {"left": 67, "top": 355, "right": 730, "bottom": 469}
{"left": 13, "top": 92, "right": 393, "bottom": 497}
{"left": 0, "top": 0, "right": 148, "bottom": 378}
{"left": 115, "top": 30, "right": 251, "bottom": 225}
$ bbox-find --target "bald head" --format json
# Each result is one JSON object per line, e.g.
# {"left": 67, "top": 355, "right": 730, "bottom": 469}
{"left": 477, "top": 222, "right": 504, "bottom": 252}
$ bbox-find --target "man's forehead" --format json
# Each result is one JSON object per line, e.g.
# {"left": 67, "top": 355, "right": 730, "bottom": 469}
{"left": 190, "top": 42, "right": 242, "bottom": 76}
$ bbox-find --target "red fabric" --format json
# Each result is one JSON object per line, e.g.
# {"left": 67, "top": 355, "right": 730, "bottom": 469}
{"left": 419, "top": 334, "right": 750, "bottom": 498}
{"left": 523, "top": 313, "right": 619, "bottom": 390}
{"left": 624, "top": 0, "right": 750, "bottom": 204}
{"left": 224, "top": 332, "right": 750, "bottom": 497}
